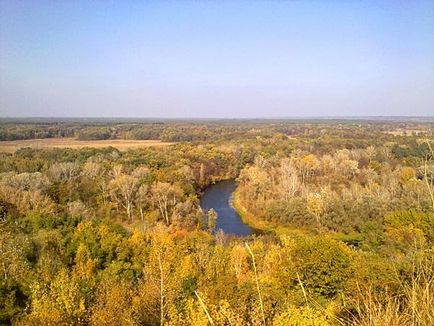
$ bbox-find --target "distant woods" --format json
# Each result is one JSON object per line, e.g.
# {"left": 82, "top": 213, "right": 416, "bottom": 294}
{"left": 1, "top": 119, "right": 433, "bottom": 143}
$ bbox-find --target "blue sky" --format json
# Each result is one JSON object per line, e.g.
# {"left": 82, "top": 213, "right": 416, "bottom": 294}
{"left": 1, "top": 1, "right": 433, "bottom": 118}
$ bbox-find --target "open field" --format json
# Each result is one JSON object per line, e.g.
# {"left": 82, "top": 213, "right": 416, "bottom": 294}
{"left": 0, "top": 137, "right": 173, "bottom": 153}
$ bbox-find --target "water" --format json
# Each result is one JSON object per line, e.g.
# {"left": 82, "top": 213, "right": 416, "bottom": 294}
{"left": 200, "top": 179, "right": 253, "bottom": 236}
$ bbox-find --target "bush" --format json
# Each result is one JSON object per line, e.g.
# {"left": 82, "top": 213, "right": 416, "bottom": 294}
{"left": 290, "top": 236, "right": 353, "bottom": 297}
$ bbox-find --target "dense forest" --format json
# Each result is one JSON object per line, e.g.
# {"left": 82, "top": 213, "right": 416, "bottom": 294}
{"left": 0, "top": 119, "right": 433, "bottom": 325}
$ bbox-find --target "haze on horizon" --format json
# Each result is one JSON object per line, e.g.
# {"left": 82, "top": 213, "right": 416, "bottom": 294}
{"left": 0, "top": 1, "right": 433, "bottom": 118}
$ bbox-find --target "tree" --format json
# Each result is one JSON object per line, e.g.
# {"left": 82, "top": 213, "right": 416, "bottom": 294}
{"left": 48, "top": 162, "right": 81, "bottom": 183}
{"left": 230, "top": 244, "right": 249, "bottom": 281}
{"left": 141, "top": 227, "right": 180, "bottom": 325}
{"left": 291, "top": 236, "right": 352, "bottom": 297}
{"left": 24, "top": 270, "right": 89, "bottom": 325}
{"left": 135, "top": 184, "right": 149, "bottom": 230}
{"left": 0, "top": 228, "right": 29, "bottom": 281}
{"left": 207, "top": 208, "right": 217, "bottom": 232}
{"left": 90, "top": 280, "right": 135, "bottom": 326}
{"left": 109, "top": 173, "right": 139, "bottom": 221}
{"left": 2, "top": 172, "right": 50, "bottom": 192}
{"left": 150, "top": 182, "right": 182, "bottom": 225}
{"left": 291, "top": 153, "right": 319, "bottom": 184}
{"left": 49, "top": 162, "right": 81, "bottom": 201}
{"left": 81, "top": 161, "right": 109, "bottom": 204}
{"left": 67, "top": 200, "right": 90, "bottom": 219}
{"left": 365, "top": 146, "right": 377, "bottom": 163}
{"left": 423, "top": 138, "right": 434, "bottom": 211}
{"left": 73, "top": 244, "right": 96, "bottom": 281}
{"left": 306, "top": 193, "right": 325, "bottom": 227}
{"left": 238, "top": 164, "right": 270, "bottom": 202}
{"left": 278, "top": 158, "right": 299, "bottom": 201}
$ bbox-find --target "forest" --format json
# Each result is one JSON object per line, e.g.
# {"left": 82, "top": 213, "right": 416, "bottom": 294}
{"left": 0, "top": 119, "right": 433, "bottom": 325}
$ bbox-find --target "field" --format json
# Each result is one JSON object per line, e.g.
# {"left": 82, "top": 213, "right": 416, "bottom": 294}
{"left": 0, "top": 137, "right": 173, "bottom": 153}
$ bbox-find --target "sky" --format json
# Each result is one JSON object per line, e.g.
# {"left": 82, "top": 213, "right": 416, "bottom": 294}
{"left": 0, "top": 1, "right": 433, "bottom": 118}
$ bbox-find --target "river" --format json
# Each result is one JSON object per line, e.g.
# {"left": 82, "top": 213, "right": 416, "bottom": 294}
{"left": 200, "top": 179, "right": 253, "bottom": 236}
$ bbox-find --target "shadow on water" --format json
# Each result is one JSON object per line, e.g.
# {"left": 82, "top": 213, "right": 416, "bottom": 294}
{"left": 200, "top": 179, "right": 255, "bottom": 237}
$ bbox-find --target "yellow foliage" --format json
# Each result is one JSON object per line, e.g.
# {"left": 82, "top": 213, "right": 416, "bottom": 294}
{"left": 90, "top": 280, "right": 135, "bottom": 326}
{"left": 273, "top": 305, "right": 332, "bottom": 326}
{"left": 73, "top": 244, "right": 96, "bottom": 281}
{"left": 24, "top": 270, "right": 88, "bottom": 325}
{"left": 400, "top": 166, "right": 416, "bottom": 183}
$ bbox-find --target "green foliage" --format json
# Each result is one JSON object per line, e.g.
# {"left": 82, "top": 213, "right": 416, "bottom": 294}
{"left": 384, "top": 210, "right": 434, "bottom": 250}
{"left": 76, "top": 127, "right": 113, "bottom": 140}
{"left": 291, "top": 236, "right": 353, "bottom": 297}
{"left": 265, "top": 198, "right": 315, "bottom": 226}
{"left": 0, "top": 280, "right": 29, "bottom": 324}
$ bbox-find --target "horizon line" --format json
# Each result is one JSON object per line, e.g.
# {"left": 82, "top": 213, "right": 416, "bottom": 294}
{"left": 1, "top": 115, "right": 434, "bottom": 120}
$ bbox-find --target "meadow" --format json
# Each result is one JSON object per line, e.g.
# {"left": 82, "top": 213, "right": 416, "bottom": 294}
{"left": 0, "top": 138, "right": 173, "bottom": 153}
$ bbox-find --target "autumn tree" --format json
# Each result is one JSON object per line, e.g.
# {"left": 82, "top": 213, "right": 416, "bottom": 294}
{"left": 207, "top": 208, "right": 217, "bottom": 232}
{"left": 81, "top": 161, "right": 109, "bottom": 204}
{"left": 140, "top": 227, "right": 181, "bottom": 325}
{"left": 150, "top": 182, "right": 183, "bottom": 225}
{"left": 306, "top": 193, "right": 325, "bottom": 227}
{"left": 277, "top": 158, "right": 299, "bottom": 201}
{"left": 49, "top": 162, "right": 81, "bottom": 201}
{"left": 109, "top": 172, "right": 140, "bottom": 221}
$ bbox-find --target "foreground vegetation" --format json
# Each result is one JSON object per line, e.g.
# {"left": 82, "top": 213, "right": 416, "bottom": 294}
{"left": 0, "top": 119, "right": 433, "bottom": 325}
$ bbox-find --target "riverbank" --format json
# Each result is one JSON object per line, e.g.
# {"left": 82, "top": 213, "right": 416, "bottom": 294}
{"left": 232, "top": 189, "right": 365, "bottom": 243}
{"left": 231, "top": 190, "right": 302, "bottom": 236}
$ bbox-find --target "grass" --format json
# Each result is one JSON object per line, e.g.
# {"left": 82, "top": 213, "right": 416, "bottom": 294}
{"left": 348, "top": 251, "right": 434, "bottom": 326}
{"left": 0, "top": 137, "right": 174, "bottom": 153}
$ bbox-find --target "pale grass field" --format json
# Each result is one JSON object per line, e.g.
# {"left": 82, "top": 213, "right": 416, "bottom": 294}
{"left": 0, "top": 138, "right": 173, "bottom": 153}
